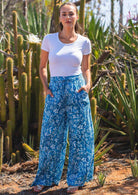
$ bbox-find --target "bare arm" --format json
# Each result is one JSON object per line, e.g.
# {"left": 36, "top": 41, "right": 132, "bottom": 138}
{"left": 39, "top": 50, "right": 53, "bottom": 97}
{"left": 78, "top": 54, "right": 91, "bottom": 93}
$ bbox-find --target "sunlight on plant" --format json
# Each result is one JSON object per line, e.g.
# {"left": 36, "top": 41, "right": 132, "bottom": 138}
{"left": 97, "top": 171, "right": 106, "bottom": 187}
{"left": 130, "top": 157, "right": 138, "bottom": 178}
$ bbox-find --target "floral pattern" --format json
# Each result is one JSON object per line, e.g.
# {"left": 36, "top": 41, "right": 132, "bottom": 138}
{"left": 31, "top": 74, "right": 94, "bottom": 187}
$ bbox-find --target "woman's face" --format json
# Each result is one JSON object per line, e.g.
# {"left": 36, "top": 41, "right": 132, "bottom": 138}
{"left": 59, "top": 5, "right": 78, "bottom": 30}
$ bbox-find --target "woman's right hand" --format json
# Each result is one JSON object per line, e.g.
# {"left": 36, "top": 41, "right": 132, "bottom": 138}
{"left": 45, "top": 88, "right": 54, "bottom": 97}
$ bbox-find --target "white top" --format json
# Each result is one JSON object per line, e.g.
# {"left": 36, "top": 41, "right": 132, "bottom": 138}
{"left": 41, "top": 32, "right": 91, "bottom": 77}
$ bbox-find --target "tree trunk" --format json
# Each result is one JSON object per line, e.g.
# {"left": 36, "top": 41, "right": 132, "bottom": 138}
{"left": 79, "top": 0, "right": 86, "bottom": 34}
{"left": 23, "top": 0, "right": 28, "bottom": 25}
{"left": 50, "top": 0, "right": 62, "bottom": 33}
{"left": 0, "top": 0, "right": 4, "bottom": 30}
{"left": 111, "top": 0, "right": 114, "bottom": 34}
{"left": 119, "top": 0, "right": 123, "bottom": 36}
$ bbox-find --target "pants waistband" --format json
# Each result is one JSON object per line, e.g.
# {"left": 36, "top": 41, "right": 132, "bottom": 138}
{"left": 50, "top": 74, "right": 83, "bottom": 82}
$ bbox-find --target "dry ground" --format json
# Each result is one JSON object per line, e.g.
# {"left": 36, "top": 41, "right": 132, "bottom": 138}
{"left": 0, "top": 155, "right": 138, "bottom": 195}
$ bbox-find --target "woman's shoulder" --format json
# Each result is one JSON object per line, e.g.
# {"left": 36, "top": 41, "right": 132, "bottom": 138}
{"left": 78, "top": 34, "right": 91, "bottom": 44}
{"left": 43, "top": 32, "right": 57, "bottom": 39}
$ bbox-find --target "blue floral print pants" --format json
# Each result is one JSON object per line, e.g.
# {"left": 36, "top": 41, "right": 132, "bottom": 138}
{"left": 31, "top": 73, "right": 94, "bottom": 187}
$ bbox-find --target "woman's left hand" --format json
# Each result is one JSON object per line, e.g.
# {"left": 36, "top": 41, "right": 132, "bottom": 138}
{"left": 77, "top": 84, "right": 90, "bottom": 94}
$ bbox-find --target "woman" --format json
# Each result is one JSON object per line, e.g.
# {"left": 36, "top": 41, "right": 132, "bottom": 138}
{"left": 32, "top": 2, "right": 94, "bottom": 193}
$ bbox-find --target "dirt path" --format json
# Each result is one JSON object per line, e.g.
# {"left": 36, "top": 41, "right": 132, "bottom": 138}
{"left": 0, "top": 157, "right": 138, "bottom": 195}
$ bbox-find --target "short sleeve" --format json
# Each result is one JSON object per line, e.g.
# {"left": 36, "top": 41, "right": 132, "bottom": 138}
{"left": 41, "top": 35, "right": 50, "bottom": 52}
{"left": 83, "top": 38, "right": 91, "bottom": 55}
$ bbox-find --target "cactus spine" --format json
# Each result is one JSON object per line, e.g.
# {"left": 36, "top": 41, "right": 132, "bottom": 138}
{"left": 6, "top": 57, "right": 15, "bottom": 131}
{"left": 5, "top": 136, "right": 10, "bottom": 161}
{"left": 12, "top": 11, "right": 18, "bottom": 54}
{"left": 17, "top": 35, "right": 24, "bottom": 118}
{"left": 91, "top": 97, "right": 97, "bottom": 123}
{"left": 0, "top": 74, "right": 6, "bottom": 122}
{"left": 21, "top": 72, "right": 28, "bottom": 141}
{"left": 6, "top": 120, "right": 12, "bottom": 153}
{"left": 0, "top": 128, "right": 3, "bottom": 172}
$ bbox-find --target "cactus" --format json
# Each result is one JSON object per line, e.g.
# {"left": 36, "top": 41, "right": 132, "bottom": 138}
{"left": 91, "top": 97, "right": 97, "bottom": 123}
{"left": 116, "top": 73, "right": 126, "bottom": 126}
{"left": 5, "top": 32, "right": 11, "bottom": 53}
{"left": 36, "top": 43, "right": 41, "bottom": 76}
{"left": 11, "top": 153, "right": 16, "bottom": 165}
{"left": 16, "top": 150, "right": 20, "bottom": 162}
{"left": 38, "top": 81, "right": 45, "bottom": 144}
{"left": 12, "top": 11, "right": 18, "bottom": 54}
{"left": 6, "top": 120, "right": 12, "bottom": 153}
{"left": 26, "top": 51, "right": 31, "bottom": 122}
{"left": 5, "top": 136, "right": 10, "bottom": 161}
{"left": 6, "top": 57, "right": 15, "bottom": 131}
{"left": 22, "top": 143, "right": 36, "bottom": 157}
{"left": 0, "top": 74, "right": 6, "bottom": 122}
{"left": 0, "top": 127, "right": 3, "bottom": 172}
{"left": 17, "top": 34, "right": 24, "bottom": 118}
{"left": 21, "top": 72, "right": 28, "bottom": 141}
{"left": 34, "top": 76, "right": 39, "bottom": 122}
{"left": 3, "top": 33, "right": 11, "bottom": 69}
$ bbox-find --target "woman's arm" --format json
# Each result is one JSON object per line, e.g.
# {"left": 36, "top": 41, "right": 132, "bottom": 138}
{"left": 39, "top": 50, "right": 53, "bottom": 97}
{"left": 78, "top": 54, "right": 91, "bottom": 93}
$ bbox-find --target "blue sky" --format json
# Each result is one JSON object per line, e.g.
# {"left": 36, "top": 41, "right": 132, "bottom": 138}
{"left": 72, "top": 0, "right": 138, "bottom": 30}
{"left": 98, "top": 0, "right": 138, "bottom": 28}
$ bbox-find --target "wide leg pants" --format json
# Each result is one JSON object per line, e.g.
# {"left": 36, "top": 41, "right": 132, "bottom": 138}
{"left": 31, "top": 74, "right": 94, "bottom": 187}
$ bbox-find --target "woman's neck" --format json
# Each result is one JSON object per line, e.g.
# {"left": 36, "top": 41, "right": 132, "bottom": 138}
{"left": 59, "top": 28, "right": 77, "bottom": 39}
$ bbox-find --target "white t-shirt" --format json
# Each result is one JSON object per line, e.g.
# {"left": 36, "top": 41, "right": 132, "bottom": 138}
{"left": 41, "top": 32, "right": 91, "bottom": 77}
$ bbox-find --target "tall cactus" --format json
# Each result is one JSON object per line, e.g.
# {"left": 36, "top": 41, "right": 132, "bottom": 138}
{"left": 17, "top": 35, "right": 24, "bottom": 118}
{"left": 6, "top": 57, "right": 15, "bottom": 131}
{"left": 36, "top": 43, "right": 41, "bottom": 76}
{"left": 3, "top": 33, "right": 11, "bottom": 69}
{"left": 21, "top": 72, "right": 28, "bottom": 141}
{"left": 12, "top": 11, "right": 18, "bottom": 54}
{"left": 26, "top": 51, "right": 31, "bottom": 122}
{"left": 34, "top": 76, "right": 39, "bottom": 122}
{"left": 5, "top": 32, "right": 11, "bottom": 53}
{"left": 38, "top": 81, "right": 45, "bottom": 145}
{"left": 79, "top": 0, "right": 86, "bottom": 34}
{"left": 0, "top": 127, "right": 3, "bottom": 172}
{"left": 0, "top": 74, "right": 6, "bottom": 122}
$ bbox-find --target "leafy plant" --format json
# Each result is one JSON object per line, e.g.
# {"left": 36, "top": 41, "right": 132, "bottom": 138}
{"left": 103, "top": 64, "right": 138, "bottom": 150}
{"left": 115, "top": 19, "right": 138, "bottom": 55}
{"left": 97, "top": 171, "right": 106, "bottom": 187}
{"left": 17, "top": 4, "right": 51, "bottom": 38}
{"left": 130, "top": 157, "right": 138, "bottom": 178}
